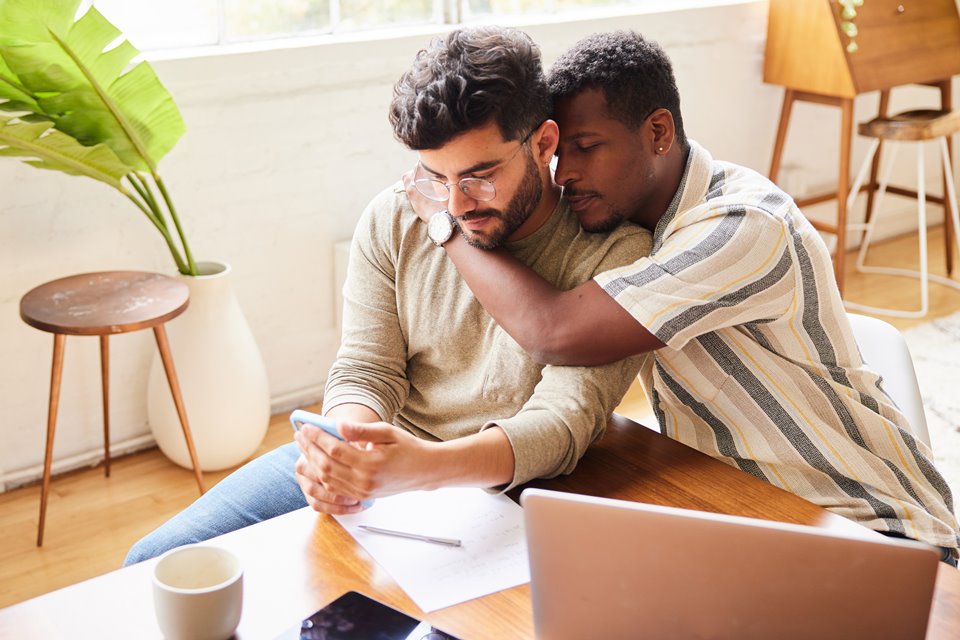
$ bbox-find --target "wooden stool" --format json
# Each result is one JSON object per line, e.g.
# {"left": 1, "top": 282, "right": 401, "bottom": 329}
{"left": 20, "top": 271, "right": 206, "bottom": 546}
{"left": 763, "top": 0, "right": 960, "bottom": 294}
{"left": 845, "top": 109, "right": 960, "bottom": 318}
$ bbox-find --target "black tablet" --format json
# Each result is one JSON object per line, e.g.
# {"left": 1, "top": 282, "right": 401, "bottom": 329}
{"left": 274, "top": 591, "right": 462, "bottom": 640}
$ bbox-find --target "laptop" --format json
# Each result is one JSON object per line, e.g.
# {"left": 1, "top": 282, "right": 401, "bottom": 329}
{"left": 521, "top": 489, "right": 941, "bottom": 640}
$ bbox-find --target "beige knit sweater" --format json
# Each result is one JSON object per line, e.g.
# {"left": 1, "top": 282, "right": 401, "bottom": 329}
{"left": 323, "top": 184, "right": 652, "bottom": 489}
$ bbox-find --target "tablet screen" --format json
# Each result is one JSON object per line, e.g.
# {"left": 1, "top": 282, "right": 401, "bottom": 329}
{"left": 274, "top": 591, "right": 461, "bottom": 640}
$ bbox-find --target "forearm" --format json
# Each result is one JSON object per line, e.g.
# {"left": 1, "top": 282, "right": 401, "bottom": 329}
{"left": 444, "top": 233, "right": 661, "bottom": 364}
{"left": 425, "top": 425, "right": 515, "bottom": 490}
{"left": 443, "top": 233, "right": 569, "bottom": 356}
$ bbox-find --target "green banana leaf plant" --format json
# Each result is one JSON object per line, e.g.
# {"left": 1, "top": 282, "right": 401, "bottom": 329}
{"left": 0, "top": 0, "right": 196, "bottom": 275}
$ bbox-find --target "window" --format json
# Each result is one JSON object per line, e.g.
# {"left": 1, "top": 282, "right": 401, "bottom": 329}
{"left": 464, "top": 0, "right": 649, "bottom": 18}
{"left": 92, "top": 0, "right": 220, "bottom": 50}
{"left": 90, "top": 0, "right": 661, "bottom": 52}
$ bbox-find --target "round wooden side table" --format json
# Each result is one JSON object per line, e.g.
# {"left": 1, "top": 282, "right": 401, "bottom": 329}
{"left": 20, "top": 271, "right": 206, "bottom": 546}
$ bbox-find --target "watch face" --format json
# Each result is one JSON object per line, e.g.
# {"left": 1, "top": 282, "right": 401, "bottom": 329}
{"left": 428, "top": 211, "right": 454, "bottom": 246}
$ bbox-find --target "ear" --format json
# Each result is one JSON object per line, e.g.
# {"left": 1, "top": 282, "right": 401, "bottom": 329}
{"left": 532, "top": 119, "right": 559, "bottom": 165}
{"left": 647, "top": 108, "right": 676, "bottom": 155}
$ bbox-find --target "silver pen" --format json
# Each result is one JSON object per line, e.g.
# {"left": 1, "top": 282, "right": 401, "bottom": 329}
{"left": 357, "top": 524, "right": 462, "bottom": 547}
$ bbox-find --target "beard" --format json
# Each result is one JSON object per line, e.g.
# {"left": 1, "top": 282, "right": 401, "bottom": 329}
{"left": 580, "top": 205, "right": 628, "bottom": 234}
{"left": 456, "top": 150, "right": 543, "bottom": 250}
{"left": 563, "top": 186, "right": 629, "bottom": 234}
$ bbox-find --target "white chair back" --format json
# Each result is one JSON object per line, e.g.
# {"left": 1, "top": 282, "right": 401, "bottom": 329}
{"left": 847, "top": 313, "right": 931, "bottom": 448}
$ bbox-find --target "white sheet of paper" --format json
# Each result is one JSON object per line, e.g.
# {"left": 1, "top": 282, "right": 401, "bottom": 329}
{"left": 334, "top": 487, "right": 529, "bottom": 612}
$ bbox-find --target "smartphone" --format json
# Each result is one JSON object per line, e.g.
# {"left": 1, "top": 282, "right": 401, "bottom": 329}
{"left": 289, "top": 410, "right": 375, "bottom": 509}
{"left": 290, "top": 409, "right": 343, "bottom": 440}
{"left": 273, "top": 591, "right": 462, "bottom": 640}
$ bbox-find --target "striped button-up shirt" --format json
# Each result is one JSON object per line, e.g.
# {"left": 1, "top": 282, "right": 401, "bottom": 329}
{"left": 595, "top": 141, "right": 960, "bottom": 551}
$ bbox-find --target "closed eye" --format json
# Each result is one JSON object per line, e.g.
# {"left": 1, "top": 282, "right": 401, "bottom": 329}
{"left": 556, "top": 142, "right": 601, "bottom": 158}
{"left": 467, "top": 169, "right": 496, "bottom": 181}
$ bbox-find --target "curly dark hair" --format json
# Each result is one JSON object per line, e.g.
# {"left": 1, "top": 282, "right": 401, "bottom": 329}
{"left": 390, "top": 26, "right": 550, "bottom": 150}
{"left": 548, "top": 31, "right": 687, "bottom": 149}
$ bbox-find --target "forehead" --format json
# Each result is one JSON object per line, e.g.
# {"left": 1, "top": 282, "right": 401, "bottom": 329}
{"left": 418, "top": 120, "right": 513, "bottom": 178}
{"left": 554, "top": 87, "right": 627, "bottom": 137}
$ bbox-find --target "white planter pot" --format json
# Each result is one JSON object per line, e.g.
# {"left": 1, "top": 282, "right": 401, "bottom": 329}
{"left": 147, "top": 261, "right": 270, "bottom": 471}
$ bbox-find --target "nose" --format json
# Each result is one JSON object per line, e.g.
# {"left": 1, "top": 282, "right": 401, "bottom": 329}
{"left": 554, "top": 155, "right": 578, "bottom": 188}
{"left": 446, "top": 184, "right": 478, "bottom": 218}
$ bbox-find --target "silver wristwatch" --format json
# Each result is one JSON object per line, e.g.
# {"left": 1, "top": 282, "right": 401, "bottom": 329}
{"left": 427, "top": 209, "right": 456, "bottom": 247}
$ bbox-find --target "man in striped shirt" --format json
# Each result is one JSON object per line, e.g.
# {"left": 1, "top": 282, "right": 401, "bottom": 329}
{"left": 407, "top": 30, "right": 960, "bottom": 563}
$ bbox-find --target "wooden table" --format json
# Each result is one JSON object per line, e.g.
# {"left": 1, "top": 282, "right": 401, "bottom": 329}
{"left": 1, "top": 415, "right": 958, "bottom": 639}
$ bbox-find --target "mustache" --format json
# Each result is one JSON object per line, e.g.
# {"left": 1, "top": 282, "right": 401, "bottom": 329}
{"left": 458, "top": 209, "right": 502, "bottom": 222}
{"left": 562, "top": 187, "right": 599, "bottom": 199}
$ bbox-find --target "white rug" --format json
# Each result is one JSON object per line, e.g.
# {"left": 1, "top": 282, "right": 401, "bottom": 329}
{"left": 903, "top": 312, "right": 960, "bottom": 512}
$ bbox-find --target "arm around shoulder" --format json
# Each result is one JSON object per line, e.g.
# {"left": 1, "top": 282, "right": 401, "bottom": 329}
{"left": 444, "top": 234, "right": 663, "bottom": 365}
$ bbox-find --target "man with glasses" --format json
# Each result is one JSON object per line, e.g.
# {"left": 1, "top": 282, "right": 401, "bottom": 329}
{"left": 410, "top": 127, "right": 538, "bottom": 249}
{"left": 405, "top": 30, "right": 960, "bottom": 564}
{"left": 124, "top": 26, "right": 650, "bottom": 564}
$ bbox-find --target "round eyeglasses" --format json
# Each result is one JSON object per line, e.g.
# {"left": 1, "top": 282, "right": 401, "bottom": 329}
{"left": 413, "top": 131, "right": 534, "bottom": 203}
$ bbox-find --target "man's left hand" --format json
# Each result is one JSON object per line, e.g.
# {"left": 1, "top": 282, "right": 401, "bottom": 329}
{"left": 294, "top": 420, "right": 436, "bottom": 505}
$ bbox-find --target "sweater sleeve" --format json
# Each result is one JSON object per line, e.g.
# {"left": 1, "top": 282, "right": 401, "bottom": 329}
{"left": 322, "top": 190, "right": 409, "bottom": 421}
{"left": 485, "top": 348, "right": 646, "bottom": 489}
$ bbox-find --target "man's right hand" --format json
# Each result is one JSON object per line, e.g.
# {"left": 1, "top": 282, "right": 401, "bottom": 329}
{"left": 294, "top": 403, "right": 381, "bottom": 513}
{"left": 294, "top": 419, "right": 438, "bottom": 514}
{"left": 402, "top": 168, "right": 445, "bottom": 224}
{"left": 294, "top": 451, "right": 366, "bottom": 515}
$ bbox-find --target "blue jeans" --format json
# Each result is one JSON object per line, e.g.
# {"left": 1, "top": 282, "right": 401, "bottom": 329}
{"left": 124, "top": 442, "right": 306, "bottom": 566}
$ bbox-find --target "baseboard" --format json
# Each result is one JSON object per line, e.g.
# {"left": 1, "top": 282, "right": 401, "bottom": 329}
{"left": 269, "top": 383, "right": 327, "bottom": 414}
{"left": 0, "top": 383, "right": 329, "bottom": 493}
{"left": 802, "top": 187, "right": 947, "bottom": 253}
{"left": 848, "top": 203, "right": 945, "bottom": 250}
{"left": 0, "top": 434, "right": 158, "bottom": 492}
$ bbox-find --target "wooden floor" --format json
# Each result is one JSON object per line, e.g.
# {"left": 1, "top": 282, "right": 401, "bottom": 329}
{"left": 2, "top": 226, "right": 959, "bottom": 609}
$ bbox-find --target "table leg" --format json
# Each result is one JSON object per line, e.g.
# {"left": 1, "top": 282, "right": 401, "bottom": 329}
{"left": 836, "top": 98, "right": 854, "bottom": 295}
{"left": 863, "top": 89, "right": 890, "bottom": 232}
{"left": 768, "top": 89, "right": 795, "bottom": 183}
{"left": 37, "top": 333, "right": 66, "bottom": 547}
{"left": 100, "top": 335, "right": 110, "bottom": 478}
{"left": 152, "top": 325, "right": 206, "bottom": 495}
{"left": 940, "top": 79, "right": 955, "bottom": 275}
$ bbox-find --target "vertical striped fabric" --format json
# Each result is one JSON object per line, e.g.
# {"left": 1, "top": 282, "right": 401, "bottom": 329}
{"left": 595, "top": 141, "right": 960, "bottom": 551}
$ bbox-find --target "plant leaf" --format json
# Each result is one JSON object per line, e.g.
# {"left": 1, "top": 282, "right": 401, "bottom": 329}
{"left": 0, "top": 0, "right": 185, "bottom": 172}
{"left": 0, "top": 42, "right": 39, "bottom": 112}
{"left": 0, "top": 114, "right": 132, "bottom": 189}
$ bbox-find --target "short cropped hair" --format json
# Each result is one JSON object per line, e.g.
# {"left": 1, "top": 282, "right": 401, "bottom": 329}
{"left": 390, "top": 26, "right": 550, "bottom": 150}
{"left": 548, "top": 31, "right": 688, "bottom": 149}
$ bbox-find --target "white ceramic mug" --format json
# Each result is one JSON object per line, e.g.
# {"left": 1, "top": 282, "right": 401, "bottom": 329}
{"left": 153, "top": 544, "right": 243, "bottom": 640}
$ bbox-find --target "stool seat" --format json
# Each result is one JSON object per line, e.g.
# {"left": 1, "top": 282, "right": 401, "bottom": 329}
{"left": 21, "top": 270, "right": 204, "bottom": 546}
{"left": 20, "top": 271, "right": 189, "bottom": 336}
{"left": 858, "top": 109, "right": 960, "bottom": 142}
